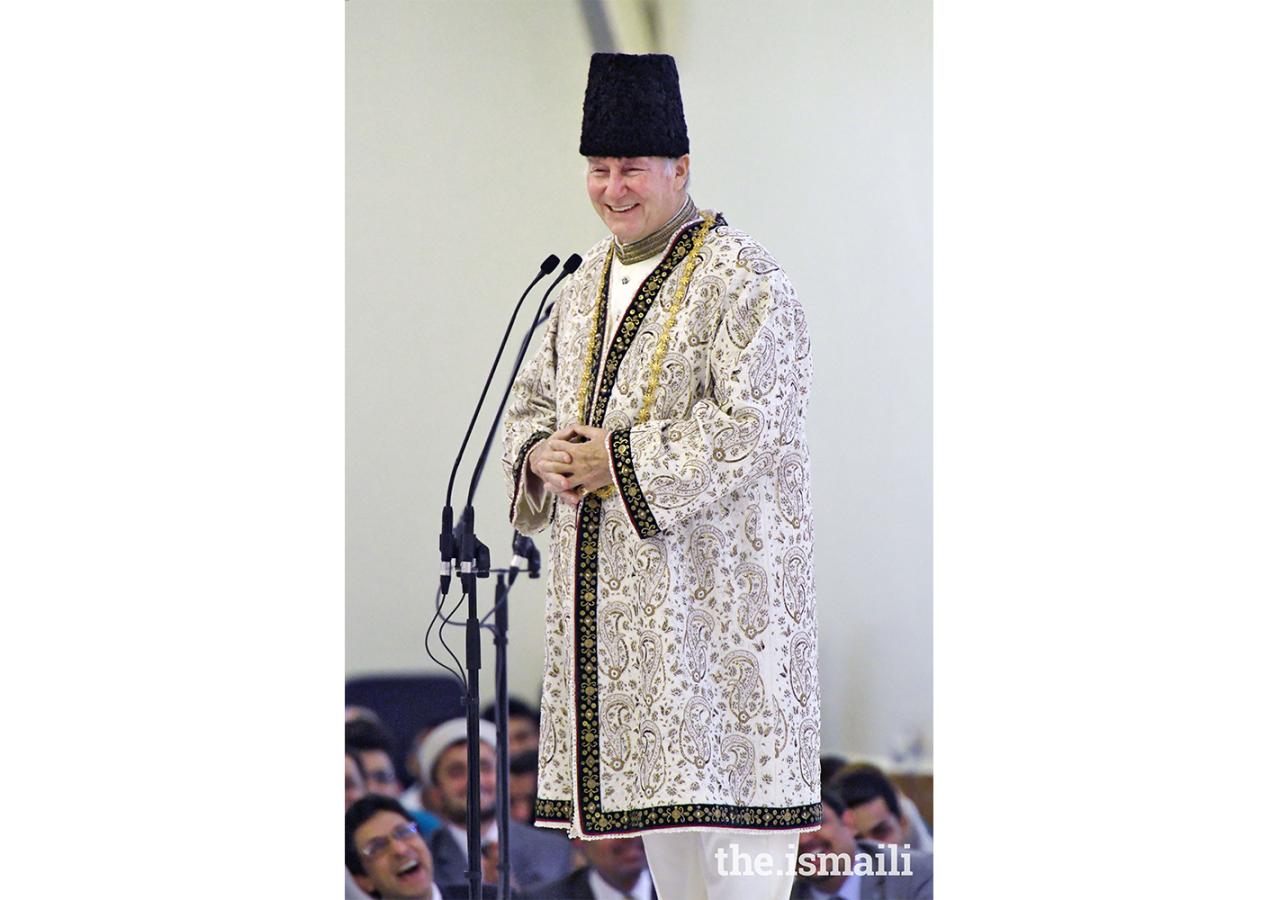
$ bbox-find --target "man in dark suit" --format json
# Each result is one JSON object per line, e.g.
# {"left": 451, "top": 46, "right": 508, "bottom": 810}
{"left": 419, "top": 717, "right": 574, "bottom": 894}
{"left": 790, "top": 793, "right": 932, "bottom": 900}
{"left": 519, "top": 835, "right": 653, "bottom": 899}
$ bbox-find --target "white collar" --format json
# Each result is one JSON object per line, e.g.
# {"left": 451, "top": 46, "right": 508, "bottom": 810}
{"left": 445, "top": 819, "right": 497, "bottom": 853}
{"left": 588, "top": 866, "right": 653, "bottom": 900}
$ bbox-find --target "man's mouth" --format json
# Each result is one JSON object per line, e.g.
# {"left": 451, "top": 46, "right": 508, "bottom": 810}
{"left": 608, "top": 204, "right": 636, "bottom": 213}
{"left": 397, "top": 860, "right": 422, "bottom": 877}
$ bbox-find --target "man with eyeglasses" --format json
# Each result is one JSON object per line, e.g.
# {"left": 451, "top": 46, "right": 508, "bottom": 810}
{"left": 346, "top": 794, "right": 495, "bottom": 900}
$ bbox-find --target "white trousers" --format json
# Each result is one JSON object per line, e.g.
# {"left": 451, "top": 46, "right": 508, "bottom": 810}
{"left": 641, "top": 830, "right": 799, "bottom": 900}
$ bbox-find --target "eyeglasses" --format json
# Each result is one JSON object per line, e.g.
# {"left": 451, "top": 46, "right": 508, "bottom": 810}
{"left": 360, "top": 821, "right": 420, "bottom": 859}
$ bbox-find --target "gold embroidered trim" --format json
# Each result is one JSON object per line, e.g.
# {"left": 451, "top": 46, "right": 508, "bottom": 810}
{"left": 635, "top": 212, "right": 715, "bottom": 427}
{"left": 574, "top": 251, "right": 612, "bottom": 427}
{"left": 573, "top": 212, "right": 714, "bottom": 503}
{"left": 534, "top": 797, "right": 572, "bottom": 824}
{"left": 609, "top": 428, "right": 659, "bottom": 538}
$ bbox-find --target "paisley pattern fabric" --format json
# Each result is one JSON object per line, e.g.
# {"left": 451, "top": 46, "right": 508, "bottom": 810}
{"left": 502, "top": 211, "right": 819, "bottom": 838}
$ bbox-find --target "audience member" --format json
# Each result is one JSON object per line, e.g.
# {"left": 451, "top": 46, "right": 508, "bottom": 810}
{"left": 520, "top": 835, "right": 653, "bottom": 900}
{"left": 346, "top": 794, "right": 489, "bottom": 900}
{"left": 828, "top": 763, "right": 932, "bottom": 853}
{"left": 791, "top": 792, "right": 933, "bottom": 900}
{"left": 347, "top": 750, "right": 375, "bottom": 900}
{"left": 820, "top": 754, "right": 849, "bottom": 788}
{"left": 481, "top": 695, "right": 541, "bottom": 756}
{"left": 350, "top": 714, "right": 441, "bottom": 836}
{"left": 348, "top": 747, "right": 369, "bottom": 810}
{"left": 418, "top": 717, "right": 573, "bottom": 894}
{"left": 347, "top": 705, "right": 388, "bottom": 727}
{"left": 399, "top": 726, "right": 436, "bottom": 813}
{"left": 347, "top": 718, "right": 405, "bottom": 797}
{"left": 508, "top": 748, "right": 540, "bottom": 825}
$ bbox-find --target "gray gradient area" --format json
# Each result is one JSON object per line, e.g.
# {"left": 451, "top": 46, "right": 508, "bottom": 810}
{"left": 1, "top": 56, "right": 340, "bottom": 262}
{"left": 7, "top": 263, "right": 337, "bottom": 896}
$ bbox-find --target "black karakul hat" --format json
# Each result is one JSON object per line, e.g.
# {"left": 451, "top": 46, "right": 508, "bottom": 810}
{"left": 579, "top": 53, "right": 689, "bottom": 158}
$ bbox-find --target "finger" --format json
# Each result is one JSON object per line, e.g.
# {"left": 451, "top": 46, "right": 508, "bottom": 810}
{"left": 568, "top": 423, "right": 605, "bottom": 440}
{"left": 540, "top": 471, "right": 573, "bottom": 492}
{"left": 537, "top": 448, "right": 573, "bottom": 467}
{"left": 542, "top": 440, "right": 578, "bottom": 458}
{"left": 533, "top": 451, "right": 574, "bottom": 472}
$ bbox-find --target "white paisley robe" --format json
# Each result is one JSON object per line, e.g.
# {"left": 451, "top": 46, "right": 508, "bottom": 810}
{"left": 502, "top": 210, "right": 820, "bottom": 838}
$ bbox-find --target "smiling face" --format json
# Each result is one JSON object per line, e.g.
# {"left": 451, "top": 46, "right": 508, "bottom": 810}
{"left": 427, "top": 740, "right": 497, "bottom": 826}
{"left": 352, "top": 811, "right": 435, "bottom": 900}
{"left": 586, "top": 155, "right": 689, "bottom": 245}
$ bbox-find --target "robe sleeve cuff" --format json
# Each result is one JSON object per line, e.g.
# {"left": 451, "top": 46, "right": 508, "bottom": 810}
{"left": 608, "top": 428, "right": 661, "bottom": 539}
{"left": 510, "top": 431, "right": 553, "bottom": 532}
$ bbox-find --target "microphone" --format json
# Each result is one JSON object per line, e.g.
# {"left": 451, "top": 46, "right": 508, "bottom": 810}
{"left": 465, "top": 253, "right": 583, "bottom": 509}
{"left": 440, "top": 254, "right": 559, "bottom": 596}
{"left": 512, "top": 533, "right": 541, "bottom": 579}
{"left": 528, "top": 255, "right": 580, "bottom": 329}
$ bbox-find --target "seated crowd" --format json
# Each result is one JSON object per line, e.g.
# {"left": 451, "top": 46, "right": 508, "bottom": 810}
{"left": 345, "top": 704, "right": 932, "bottom": 900}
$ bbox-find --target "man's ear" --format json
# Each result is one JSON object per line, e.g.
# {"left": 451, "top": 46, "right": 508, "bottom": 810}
{"left": 840, "top": 808, "right": 857, "bottom": 834}
{"left": 354, "top": 872, "right": 377, "bottom": 896}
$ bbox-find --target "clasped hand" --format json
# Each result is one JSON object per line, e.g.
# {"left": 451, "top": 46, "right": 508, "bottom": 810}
{"left": 528, "top": 423, "right": 612, "bottom": 508}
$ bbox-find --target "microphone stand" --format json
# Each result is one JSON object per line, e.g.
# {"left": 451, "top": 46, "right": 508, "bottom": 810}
{"left": 451, "top": 254, "right": 580, "bottom": 900}
{"left": 492, "top": 566, "right": 512, "bottom": 899}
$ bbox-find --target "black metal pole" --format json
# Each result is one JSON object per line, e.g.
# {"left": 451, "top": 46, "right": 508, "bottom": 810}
{"left": 493, "top": 570, "right": 512, "bottom": 900}
{"left": 460, "top": 506, "right": 483, "bottom": 900}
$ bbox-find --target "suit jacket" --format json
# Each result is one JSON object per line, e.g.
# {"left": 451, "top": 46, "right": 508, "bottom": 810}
{"left": 517, "top": 865, "right": 656, "bottom": 900}
{"left": 789, "top": 842, "right": 933, "bottom": 900}
{"left": 428, "top": 821, "right": 575, "bottom": 896}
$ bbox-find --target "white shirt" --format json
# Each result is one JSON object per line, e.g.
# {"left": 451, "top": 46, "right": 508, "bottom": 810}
{"left": 606, "top": 252, "right": 664, "bottom": 344}
{"left": 590, "top": 252, "right": 664, "bottom": 412}
{"left": 588, "top": 866, "right": 655, "bottom": 900}
{"left": 445, "top": 819, "right": 498, "bottom": 854}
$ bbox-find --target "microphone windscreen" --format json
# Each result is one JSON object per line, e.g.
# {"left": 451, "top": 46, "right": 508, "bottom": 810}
{"left": 540, "top": 254, "right": 561, "bottom": 274}
{"left": 562, "top": 253, "right": 583, "bottom": 274}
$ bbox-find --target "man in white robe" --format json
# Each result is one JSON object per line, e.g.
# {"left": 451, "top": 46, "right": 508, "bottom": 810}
{"left": 503, "top": 52, "right": 820, "bottom": 900}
